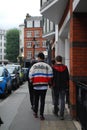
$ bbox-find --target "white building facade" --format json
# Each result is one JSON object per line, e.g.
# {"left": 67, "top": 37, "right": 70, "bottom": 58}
{"left": 0, "top": 29, "right": 8, "bottom": 64}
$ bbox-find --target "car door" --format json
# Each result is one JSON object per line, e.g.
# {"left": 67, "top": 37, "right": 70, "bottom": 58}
{"left": 4, "top": 69, "right": 12, "bottom": 93}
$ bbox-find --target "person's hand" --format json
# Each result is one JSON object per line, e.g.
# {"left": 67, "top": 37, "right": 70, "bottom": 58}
{"left": 49, "top": 85, "right": 52, "bottom": 88}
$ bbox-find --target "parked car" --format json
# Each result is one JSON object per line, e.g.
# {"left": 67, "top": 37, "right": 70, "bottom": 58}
{"left": 6, "top": 64, "right": 22, "bottom": 84}
{"left": 6, "top": 64, "right": 24, "bottom": 85}
{"left": 0, "top": 66, "right": 12, "bottom": 97}
{"left": 6, "top": 66, "right": 20, "bottom": 90}
{"left": 11, "top": 64, "right": 24, "bottom": 85}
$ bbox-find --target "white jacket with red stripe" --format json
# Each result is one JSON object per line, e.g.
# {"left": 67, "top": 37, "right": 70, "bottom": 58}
{"left": 29, "top": 61, "right": 53, "bottom": 89}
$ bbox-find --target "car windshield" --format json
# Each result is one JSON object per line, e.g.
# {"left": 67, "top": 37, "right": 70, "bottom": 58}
{"left": 7, "top": 68, "right": 14, "bottom": 74}
{"left": 6, "top": 64, "right": 21, "bottom": 71}
{"left": 0, "top": 67, "right": 3, "bottom": 77}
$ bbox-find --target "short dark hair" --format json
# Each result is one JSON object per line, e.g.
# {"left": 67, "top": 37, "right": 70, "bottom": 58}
{"left": 31, "top": 60, "right": 37, "bottom": 66}
{"left": 55, "top": 55, "right": 62, "bottom": 62}
{"left": 38, "top": 52, "right": 45, "bottom": 60}
{"left": 51, "top": 59, "right": 55, "bottom": 65}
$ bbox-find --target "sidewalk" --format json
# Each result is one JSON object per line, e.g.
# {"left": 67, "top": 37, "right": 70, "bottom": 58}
{"left": 0, "top": 82, "right": 81, "bottom": 130}
{"left": 41, "top": 89, "right": 81, "bottom": 130}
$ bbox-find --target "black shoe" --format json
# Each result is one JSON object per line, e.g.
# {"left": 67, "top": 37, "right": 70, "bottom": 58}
{"left": 31, "top": 106, "right": 33, "bottom": 110}
{"left": 40, "top": 115, "right": 45, "bottom": 120}
{"left": 53, "top": 110, "right": 58, "bottom": 117}
{"left": 0, "top": 118, "right": 3, "bottom": 125}
{"left": 60, "top": 116, "right": 64, "bottom": 120}
{"left": 33, "top": 113, "right": 38, "bottom": 118}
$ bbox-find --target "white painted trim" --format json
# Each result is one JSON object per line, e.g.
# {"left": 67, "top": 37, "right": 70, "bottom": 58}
{"left": 59, "top": 11, "right": 70, "bottom": 37}
{"left": 55, "top": 24, "right": 58, "bottom": 42}
{"left": 51, "top": 42, "right": 55, "bottom": 49}
{"left": 73, "top": 0, "right": 80, "bottom": 11}
{"left": 41, "top": 0, "right": 59, "bottom": 14}
{"left": 42, "top": 31, "right": 55, "bottom": 38}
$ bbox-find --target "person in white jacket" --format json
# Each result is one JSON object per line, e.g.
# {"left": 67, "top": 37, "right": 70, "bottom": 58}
{"left": 29, "top": 52, "right": 53, "bottom": 120}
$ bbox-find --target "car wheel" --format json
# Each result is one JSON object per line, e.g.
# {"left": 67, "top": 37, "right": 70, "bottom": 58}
{"left": 15, "top": 82, "right": 18, "bottom": 89}
{"left": 4, "top": 85, "right": 8, "bottom": 98}
{"left": 13, "top": 81, "right": 17, "bottom": 90}
{"left": 8, "top": 88, "right": 12, "bottom": 94}
{"left": 17, "top": 78, "right": 20, "bottom": 88}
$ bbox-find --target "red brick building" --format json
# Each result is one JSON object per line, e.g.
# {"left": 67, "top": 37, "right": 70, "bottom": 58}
{"left": 19, "top": 14, "right": 46, "bottom": 66}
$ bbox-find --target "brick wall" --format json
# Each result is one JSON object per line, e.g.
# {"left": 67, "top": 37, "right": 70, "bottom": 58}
{"left": 70, "top": 13, "right": 87, "bottom": 118}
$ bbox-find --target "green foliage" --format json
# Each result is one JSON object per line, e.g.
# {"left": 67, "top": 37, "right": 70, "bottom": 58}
{"left": 6, "top": 28, "right": 19, "bottom": 62}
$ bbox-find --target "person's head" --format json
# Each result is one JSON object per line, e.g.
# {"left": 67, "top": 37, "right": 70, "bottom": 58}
{"left": 31, "top": 59, "right": 37, "bottom": 66}
{"left": 55, "top": 55, "right": 62, "bottom": 63}
{"left": 37, "top": 52, "right": 45, "bottom": 61}
{"left": 51, "top": 59, "right": 55, "bottom": 66}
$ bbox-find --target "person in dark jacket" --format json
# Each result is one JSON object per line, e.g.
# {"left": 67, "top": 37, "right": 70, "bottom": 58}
{"left": 52, "top": 55, "right": 69, "bottom": 120}
{"left": 51, "top": 59, "right": 55, "bottom": 105}
{"left": 27, "top": 60, "right": 37, "bottom": 110}
{"left": 0, "top": 117, "right": 3, "bottom": 126}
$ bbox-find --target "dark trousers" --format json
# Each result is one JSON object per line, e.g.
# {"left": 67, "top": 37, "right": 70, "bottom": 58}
{"left": 28, "top": 82, "right": 34, "bottom": 107}
{"left": 34, "top": 89, "right": 47, "bottom": 116}
{"left": 51, "top": 88, "right": 55, "bottom": 105}
{"left": 53, "top": 90, "right": 66, "bottom": 116}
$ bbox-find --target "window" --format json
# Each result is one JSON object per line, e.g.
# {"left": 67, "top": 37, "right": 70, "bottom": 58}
{"left": 26, "top": 42, "right": 32, "bottom": 48}
{"left": 42, "top": 41, "right": 46, "bottom": 48}
{"left": 26, "top": 31, "right": 32, "bottom": 38}
{"left": 50, "top": 21, "right": 54, "bottom": 31}
{"left": 43, "top": 18, "right": 47, "bottom": 34}
{"left": 0, "top": 35, "right": 2, "bottom": 40}
{"left": 4, "top": 49, "right": 6, "bottom": 53}
{"left": 20, "top": 39, "right": 22, "bottom": 45}
{"left": 0, "top": 49, "right": 2, "bottom": 53}
{"left": 4, "top": 42, "right": 6, "bottom": 47}
{"left": 0, "top": 42, "right": 2, "bottom": 46}
{"left": 35, "top": 51, "right": 39, "bottom": 58}
{"left": 0, "top": 55, "right": 2, "bottom": 60}
{"left": 4, "top": 36, "right": 6, "bottom": 40}
{"left": 21, "top": 48, "right": 23, "bottom": 53}
{"left": 34, "top": 30, "right": 40, "bottom": 37}
{"left": 5, "top": 69, "right": 8, "bottom": 77}
{"left": 41, "top": 0, "right": 47, "bottom": 6}
{"left": 35, "top": 41, "right": 40, "bottom": 48}
{"left": 27, "top": 51, "right": 32, "bottom": 59}
{"left": 34, "top": 20, "right": 40, "bottom": 27}
{"left": 47, "top": 19, "right": 50, "bottom": 32}
{"left": 27, "top": 21, "right": 33, "bottom": 28}
{"left": 4, "top": 55, "right": 6, "bottom": 59}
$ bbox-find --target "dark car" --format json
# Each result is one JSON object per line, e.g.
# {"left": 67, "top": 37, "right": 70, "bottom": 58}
{"left": 0, "top": 66, "right": 12, "bottom": 97}
{"left": 6, "top": 66, "right": 20, "bottom": 90}
{"left": 6, "top": 64, "right": 23, "bottom": 85}
{"left": 21, "top": 68, "right": 28, "bottom": 81}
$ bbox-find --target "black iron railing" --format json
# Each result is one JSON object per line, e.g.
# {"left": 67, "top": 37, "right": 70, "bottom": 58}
{"left": 76, "top": 81, "right": 87, "bottom": 130}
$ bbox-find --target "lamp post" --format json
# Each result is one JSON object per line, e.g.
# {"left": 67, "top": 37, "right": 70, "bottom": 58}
{"left": 46, "top": 40, "right": 51, "bottom": 65}
{"left": 32, "top": 37, "right": 36, "bottom": 59}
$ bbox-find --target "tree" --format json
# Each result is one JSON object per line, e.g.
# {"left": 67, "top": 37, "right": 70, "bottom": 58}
{"left": 5, "top": 28, "right": 19, "bottom": 63}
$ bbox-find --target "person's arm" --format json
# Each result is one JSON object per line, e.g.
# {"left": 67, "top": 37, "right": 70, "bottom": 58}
{"left": 29, "top": 65, "right": 34, "bottom": 83}
{"left": 27, "top": 68, "right": 29, "bottom": 81}
{"left": 48, "top": 65, "right": 53, "bottom": 88}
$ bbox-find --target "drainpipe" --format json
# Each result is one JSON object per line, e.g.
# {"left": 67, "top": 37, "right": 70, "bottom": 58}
{"left": 55, "top": 24, "right": 58, "bottom": 56}
{"left": 46, "top": 40, "right": 51, "bottom": 65}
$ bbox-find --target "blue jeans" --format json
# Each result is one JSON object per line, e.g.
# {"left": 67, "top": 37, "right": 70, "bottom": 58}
{"left": 53, "top": 90, "right": 66, "bottom": 116}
